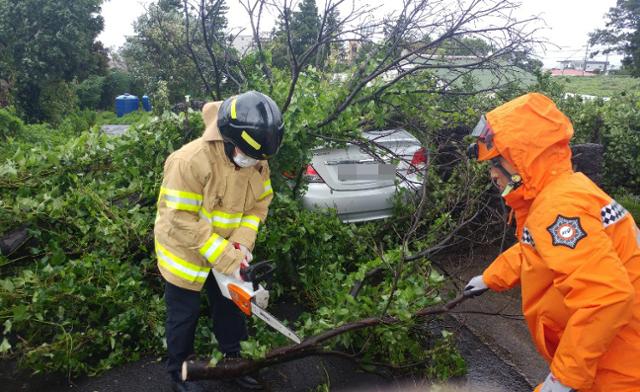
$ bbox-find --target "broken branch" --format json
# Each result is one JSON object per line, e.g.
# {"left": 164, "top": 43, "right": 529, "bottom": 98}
{"left": 182, "top": 293, "right": 471, "bottom": 380}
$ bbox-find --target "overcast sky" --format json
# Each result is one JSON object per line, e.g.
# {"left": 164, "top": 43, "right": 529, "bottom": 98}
{"left": 98, "top": 0, "right": 622, "bottom": 67}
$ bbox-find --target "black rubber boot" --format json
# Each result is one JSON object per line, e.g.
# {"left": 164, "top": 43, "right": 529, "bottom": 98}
{"left": 170, "top": 371, "right": 205, "bottom": 392}
{"left": 223, "top": 352, "right": 264, "bottom": 390}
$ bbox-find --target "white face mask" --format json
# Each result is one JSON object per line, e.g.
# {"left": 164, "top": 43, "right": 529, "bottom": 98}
{"left": 233, "top": 150, "right": 258, "bottom": 168}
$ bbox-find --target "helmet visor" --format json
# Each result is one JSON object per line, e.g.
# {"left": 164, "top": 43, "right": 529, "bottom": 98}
{"left": 471, "top": 115, "right": 489, "bottom": 137}
{"left": 471, "top": 115, "right": 495, "bottom": 150}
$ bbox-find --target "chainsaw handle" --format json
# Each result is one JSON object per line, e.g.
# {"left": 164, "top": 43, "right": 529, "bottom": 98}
{"left": 240, "top": 260, "right": 275, "bottom": 290}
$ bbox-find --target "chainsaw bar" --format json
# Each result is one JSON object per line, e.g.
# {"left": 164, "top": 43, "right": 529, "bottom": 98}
{"left": 250, "top": 302, "right": 301, "bottom": 344}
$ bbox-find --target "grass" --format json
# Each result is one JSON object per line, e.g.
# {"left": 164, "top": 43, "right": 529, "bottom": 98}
{"left": 95, "top": 110, "right": 153, "bottom": 126}
{"left": 557, "top": 75, "right": 640, "bottom": 97}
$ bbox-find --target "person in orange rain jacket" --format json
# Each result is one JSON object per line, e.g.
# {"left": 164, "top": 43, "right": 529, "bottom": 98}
{"left": 463, "top": 92, "right": 640, "bottom": 392}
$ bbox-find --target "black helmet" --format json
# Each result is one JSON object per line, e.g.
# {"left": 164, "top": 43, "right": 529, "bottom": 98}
{"left": 217, "top": 91, "right": 284, "bottom": 160}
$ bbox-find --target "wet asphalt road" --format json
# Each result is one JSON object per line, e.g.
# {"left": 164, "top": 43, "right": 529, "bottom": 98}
{"left": 3, "top": 317, "right": 531, "bottom": 392}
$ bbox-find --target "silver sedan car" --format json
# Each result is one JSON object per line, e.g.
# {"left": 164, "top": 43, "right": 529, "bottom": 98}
{"left": 301, "top": 129, "right": 427, "bottom": 222}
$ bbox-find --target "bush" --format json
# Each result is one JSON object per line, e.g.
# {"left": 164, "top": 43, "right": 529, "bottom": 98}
{"left": 617, "top": 193, "right": 640, "bottom": 222}
{"left": 58, "top": 109, "right": 98, "bottom": 135}
{"left": 76, "top": 75, "right": 106, "bottom": 110}
{"left": 558, "top": 96, "right": 606, "bottom": 144}
{"left": 38, "top": 80, "right": 79, "bottom": 125}
{"left": 0, "top": 78, "right": 10, "bottom": 107}
{"left": 255, "top": 195, "right": 379, "bottom": 305}
{"left": 0, "top": 112, "right": 190, "bottom": 375}
{"left": 549, "top": 91, "right": 640, "bottom": 195}
{"left": 2, "top": 254, "right": 165, "bottom": 376}
{"left": 598, "top": 93, "right": 640, "bottom": 194}
{"left": 0, "top": 107, "right": 24, "bottom": 139}
{"left": 604, "top": 130, "right": 640, "bottom": 193}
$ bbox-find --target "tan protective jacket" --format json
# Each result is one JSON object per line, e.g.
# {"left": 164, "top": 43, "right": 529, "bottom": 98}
{"left": 154, "top": 102, "right": 274, "bottom": 291}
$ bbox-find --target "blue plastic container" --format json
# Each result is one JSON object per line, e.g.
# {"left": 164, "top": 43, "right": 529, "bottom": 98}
{"left": 142, "top": 95, "right": 152, "bottom": 112}
{"left": 115, "top": 94, "right": 139, "bottom": 117}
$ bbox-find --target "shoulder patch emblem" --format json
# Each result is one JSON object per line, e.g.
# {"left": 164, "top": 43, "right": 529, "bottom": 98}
{"left": 521, "top": 227, "right": 535, "bottom": 248}
{"left": 601, "top": 200, "right": 627, "bottom": 228}
{"left": 547, "top": 215, "right": 587, "bottom": 249}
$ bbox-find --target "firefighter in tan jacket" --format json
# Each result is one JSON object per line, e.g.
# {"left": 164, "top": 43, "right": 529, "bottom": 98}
{"left": 154, "top": 91, "right": 284, "bottom": 392}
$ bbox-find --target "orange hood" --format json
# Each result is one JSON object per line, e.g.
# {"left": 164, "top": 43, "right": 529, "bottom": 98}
{"left": 487, "top": 93, "right": 574, "bottom": 202}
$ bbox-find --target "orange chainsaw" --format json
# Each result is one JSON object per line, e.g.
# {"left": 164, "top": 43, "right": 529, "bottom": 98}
{"left": 212, "top": 259, "right": 301, "bottom": 344}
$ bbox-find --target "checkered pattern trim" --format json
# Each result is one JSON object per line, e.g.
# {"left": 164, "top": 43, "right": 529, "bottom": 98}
{"left": 521, "top": 227, "right": 535, "bottom": 248}
{"left": 601, "top": 200, "right": 628, "bottom": 228}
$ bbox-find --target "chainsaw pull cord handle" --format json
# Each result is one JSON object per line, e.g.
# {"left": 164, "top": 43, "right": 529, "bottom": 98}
{"left": 241, "top": 260, "right": 275, "bottom": 291}
{"left": 233, "top": 241, "right": 276, "bottom": 289}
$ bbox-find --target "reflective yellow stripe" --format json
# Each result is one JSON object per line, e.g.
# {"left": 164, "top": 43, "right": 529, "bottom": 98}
{"left": 160, "top": 187, "right": 203, "bottom": 201}
{"left": 156, "top": 241, "right": 209, "bottom": 283}
{"left": 231, "top": 97, "right": 237, "bottom": 119}
{"left": 158, "top": 258, "right": 208, "bottom": 283}
{"left": 199, "top": 208, "right": 243, "bottom": 229}
{"left": 160, "top": 187, "right": 203, "bottom": 212}
{"left": 200, "top": 233, "right": 229, "bottom": 264}
{"left": 165, "top": 201, "right": 201, "bottom": 212}
{"left": 258, "top": 179, "right": 273, "bottom": 200}
{"left": 241, "top": 131, "right": 261, "bottom": 151}
{"left": 240, "top": 215, "right": 260, "bottom": 231}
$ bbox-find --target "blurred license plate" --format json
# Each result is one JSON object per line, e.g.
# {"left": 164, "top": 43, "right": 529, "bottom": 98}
{"left": 337, "top": 163, "right": 395, "bottom": 181}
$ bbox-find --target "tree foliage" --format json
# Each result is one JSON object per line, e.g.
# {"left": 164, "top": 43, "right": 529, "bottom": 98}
{"left": 270, "top": 0, "right": 322, "bottom": 69}
{"left": 121, "top": 4, "right": 208, "bottom": 101}
{"left": 439, "top": 37, "right": 492, "bottom": 56}
{"left": 0, "top": 112, "right": 181, "bottom": 376}
{"left": 120, "top": 0, "right": 235, "bottom": 101}
{"left": 590, "top": 0, "right": 640, "bottom": 77}
{"left": 0, "top": 0, "right": 108, "bottom": 121}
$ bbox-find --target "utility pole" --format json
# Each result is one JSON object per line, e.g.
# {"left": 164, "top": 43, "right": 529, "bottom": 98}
{"left": 582, "top": 43, "right": 589, "bottom": 76}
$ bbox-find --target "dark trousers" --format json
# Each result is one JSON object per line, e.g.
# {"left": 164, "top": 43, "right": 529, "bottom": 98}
{"left": 165, "top": 273, "right": 248, "bottom": 374}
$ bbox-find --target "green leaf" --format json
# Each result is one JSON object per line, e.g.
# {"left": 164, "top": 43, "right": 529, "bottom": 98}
{"left": 0, "top": 279, "right": 15, "bottom": 292}
{"left": 3, "top": 320, "right": 12, "bottom": 334}
{"left": 0, "top": 338, "right": 11, "bottom": 354}
{"left": 12, "top": 305, "right": 29, "bottom": 322}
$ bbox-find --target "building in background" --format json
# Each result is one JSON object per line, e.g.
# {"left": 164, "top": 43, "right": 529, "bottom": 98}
{"left": 550, "top": 59, "right": 611, "bottom": 76}
{"left": 230, "top": 34, "right": 271, "bottom": 56}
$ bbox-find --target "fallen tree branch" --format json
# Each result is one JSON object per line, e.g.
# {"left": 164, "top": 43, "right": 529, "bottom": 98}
{"left": 349, "top": 205, "right": 483, "bottom": 298}
{"left": 449, "top": 310, "right": 524, "bottom": 320}
{"left": 182, "top": 293, "right": 471, "bottom": 380}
